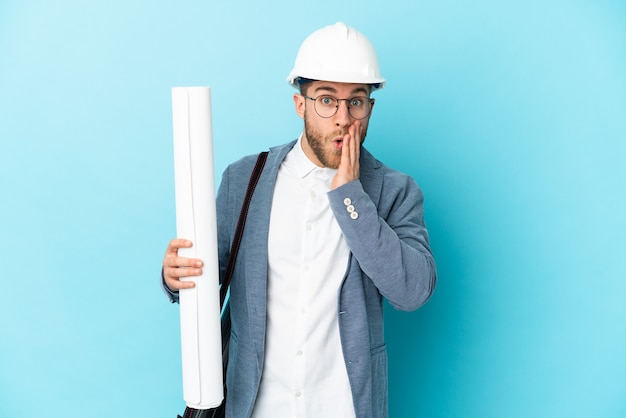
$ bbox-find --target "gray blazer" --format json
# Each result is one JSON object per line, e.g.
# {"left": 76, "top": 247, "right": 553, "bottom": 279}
{"left": 212, "top": 140, "right": 437, "bottom": 418}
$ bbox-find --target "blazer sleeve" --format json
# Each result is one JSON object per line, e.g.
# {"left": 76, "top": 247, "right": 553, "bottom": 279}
{"left": 327, "top": 173, "right": 436, "bottom": 311}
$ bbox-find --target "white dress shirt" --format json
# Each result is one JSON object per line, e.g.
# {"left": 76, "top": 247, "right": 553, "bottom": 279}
{"left": 251, "top": 136, "right": 356, "bottom": 418}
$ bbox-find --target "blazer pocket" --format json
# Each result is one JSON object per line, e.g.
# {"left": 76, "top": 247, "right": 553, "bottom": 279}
{"left": 370, "top": 343, "right": 387, "bottom": 355}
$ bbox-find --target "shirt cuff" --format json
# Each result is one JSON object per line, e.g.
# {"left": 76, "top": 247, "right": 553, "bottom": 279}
{"left": 161, "top": 267, "right": 180, "bottom": 304}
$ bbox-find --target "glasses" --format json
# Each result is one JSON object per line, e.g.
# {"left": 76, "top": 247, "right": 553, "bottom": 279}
{"left": 304, "top": 95, "right": 374, "bottom": 120}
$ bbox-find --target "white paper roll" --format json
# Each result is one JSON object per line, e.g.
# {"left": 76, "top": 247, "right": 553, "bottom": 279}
{"left": 171, "top": 86, "right": 223, "bottom": 409}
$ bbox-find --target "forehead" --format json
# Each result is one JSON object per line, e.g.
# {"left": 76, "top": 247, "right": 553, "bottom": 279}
{"left": 309, "top": 81, "right": 371, "bottom": 96}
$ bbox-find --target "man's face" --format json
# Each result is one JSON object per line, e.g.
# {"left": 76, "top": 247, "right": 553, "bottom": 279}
{"left": 293, "top": 81, "right": 374, "bottom": 169}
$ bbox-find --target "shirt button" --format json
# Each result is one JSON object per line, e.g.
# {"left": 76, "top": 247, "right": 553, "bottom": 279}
{"left": 306, "top": 224, "right": 312, "bottom": 231}
{"left": 343, "top": 198, "right": 352, "bottom": 206}
{"left": 346, "top": 204, "right": 355, "bottom": 213}
{"left": 304, "top": 265, "right": 310, "bottom": 271}
{"left": 295, "top": 391, "right": 302, "bottom": 397}
{"left": 350, "top": 211, "right": 359, "bottom": 220}
{"left": 297, "top": 350, "right": 303, "bottom": 355}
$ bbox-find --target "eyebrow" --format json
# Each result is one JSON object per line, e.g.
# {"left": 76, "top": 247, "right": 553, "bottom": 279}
{"left": 313, "top": 85, "right": 370, "bottom": 96}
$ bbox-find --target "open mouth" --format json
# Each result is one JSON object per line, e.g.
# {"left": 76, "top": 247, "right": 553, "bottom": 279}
{"left": 333, "top": 137, "right": 344, "bottom": 150}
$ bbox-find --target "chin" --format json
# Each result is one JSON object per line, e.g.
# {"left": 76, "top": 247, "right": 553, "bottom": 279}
{"left": 322, "top": 150, "right": 342, "bottom": 169}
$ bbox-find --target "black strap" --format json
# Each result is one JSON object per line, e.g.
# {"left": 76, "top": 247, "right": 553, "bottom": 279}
{"left": 219, "top": 151, "right": 268, "bottom": 307}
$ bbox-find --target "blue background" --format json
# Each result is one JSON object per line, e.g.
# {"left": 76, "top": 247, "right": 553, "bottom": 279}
{"left": 1, "top": 1, "right": 625, "bottom": 417}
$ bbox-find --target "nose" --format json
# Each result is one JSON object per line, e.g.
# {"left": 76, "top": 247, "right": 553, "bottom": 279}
{"left": 333, "top": 99, "right": 352, "bottom": 127}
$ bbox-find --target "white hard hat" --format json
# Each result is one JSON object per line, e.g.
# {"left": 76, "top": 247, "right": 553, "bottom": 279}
{"left": 287, "top": 22, "right": 386, "bottom": 90}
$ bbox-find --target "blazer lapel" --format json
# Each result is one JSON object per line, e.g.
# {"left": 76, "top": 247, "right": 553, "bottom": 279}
{"left": 243, "top": 141, "right": 297, "bottom": 369}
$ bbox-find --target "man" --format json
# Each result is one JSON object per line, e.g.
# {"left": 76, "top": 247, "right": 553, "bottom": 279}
{"left": 162, "top": 22, "right": 436, "bottom": 418}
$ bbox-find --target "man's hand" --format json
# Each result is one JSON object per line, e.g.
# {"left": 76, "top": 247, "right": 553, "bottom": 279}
{"left": 162, "top": 238, "right": 203, "bottom": 291}
{"left": 331, "top": 120, "right": 362, "bottom": 190}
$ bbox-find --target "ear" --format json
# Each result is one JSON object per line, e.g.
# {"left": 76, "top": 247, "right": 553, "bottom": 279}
{"left": 293, "top": 93, "right": 305, "bottom": 119}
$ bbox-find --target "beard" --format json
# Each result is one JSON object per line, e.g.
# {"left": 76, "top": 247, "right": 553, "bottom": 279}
{"left": 303, "top": 111, "right": 368, "bottom": 169}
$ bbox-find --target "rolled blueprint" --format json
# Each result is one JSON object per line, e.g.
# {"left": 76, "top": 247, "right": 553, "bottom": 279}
{"left": 171, "top": 86, "right": 223, "bottom": 409}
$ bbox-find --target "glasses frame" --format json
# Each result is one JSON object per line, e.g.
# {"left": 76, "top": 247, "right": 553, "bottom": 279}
{"left": 304, "top": 94, "right": 375, "bottom": 120}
